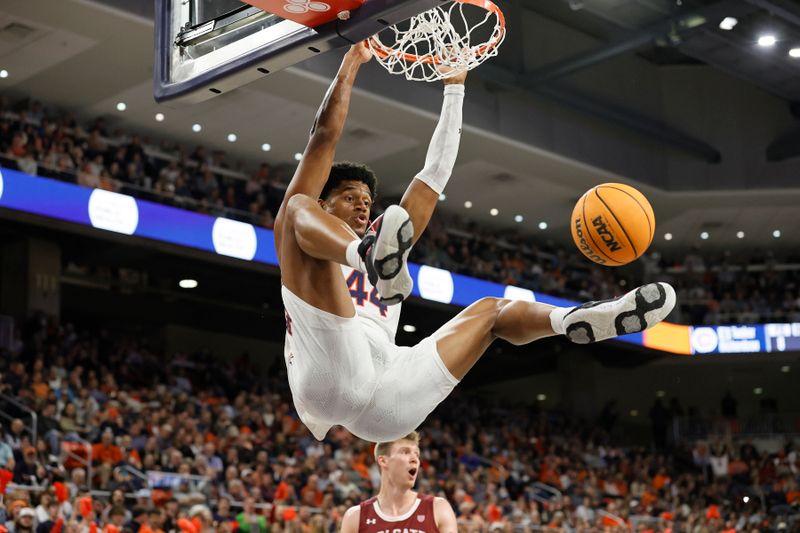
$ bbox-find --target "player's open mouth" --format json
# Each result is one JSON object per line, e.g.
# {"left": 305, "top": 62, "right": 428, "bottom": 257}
{"left": 408, "top": 468, "right": 417, "bottom": 477}
{"left": 356, "top": 215, "right": 368, "bottom": 225}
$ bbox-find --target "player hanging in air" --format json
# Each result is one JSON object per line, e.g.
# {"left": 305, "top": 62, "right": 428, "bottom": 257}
{"left": 340, "top": 432, "right": 456, "bottom": 533}
{"left": 274, "top": 42, "right": 676, "bottom": 442}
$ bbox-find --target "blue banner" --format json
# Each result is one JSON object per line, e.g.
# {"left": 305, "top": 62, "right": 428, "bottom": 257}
{"left": 1, "top": 167, "right": 797, "bottom": 355}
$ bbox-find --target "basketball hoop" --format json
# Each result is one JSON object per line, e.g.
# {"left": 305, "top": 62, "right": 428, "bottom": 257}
{"left": 367, "top": 0, "right": 506, "bottom": 82}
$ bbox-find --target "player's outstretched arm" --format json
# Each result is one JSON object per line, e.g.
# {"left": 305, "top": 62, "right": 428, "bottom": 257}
{"left": 434, "top": 496, "right": 458, "bottom": 533}
{"left": 274, "top": 43, "right": 371, "bottom": 249}
{"left": 339, "top": 505, "right": 360, "bottom": 533}
{"left": 399, "top": 70, "right": 467, "bottom": 244}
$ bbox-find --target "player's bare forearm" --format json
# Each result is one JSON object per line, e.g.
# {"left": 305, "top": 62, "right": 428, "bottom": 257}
{"left": 399, "top": 178, "right": 439, "bottom": 244}
{"left": 281, "top": 44, "right": 370, "bottom": 203}
{"left": 309, "top": 48, "right": 366, "bottom": 140}
{"left": 274, "top": 43, "right": 371, "bottom": 247}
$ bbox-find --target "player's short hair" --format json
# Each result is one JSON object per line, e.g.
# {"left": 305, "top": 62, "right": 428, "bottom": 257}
{"left": 374, "top": 431, "right": 420, "bottom": 463}
{"left": 320, "top": 161, "right": 377, "bottom": 202}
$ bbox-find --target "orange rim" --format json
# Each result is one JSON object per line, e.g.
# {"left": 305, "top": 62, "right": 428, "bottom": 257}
{"left": 369, "top": 0, "right": 505, "bottom": 65}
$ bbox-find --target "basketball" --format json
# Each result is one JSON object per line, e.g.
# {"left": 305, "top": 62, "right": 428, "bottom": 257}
{"left": 571, "top": 183, "right": 655, "bottom": 266}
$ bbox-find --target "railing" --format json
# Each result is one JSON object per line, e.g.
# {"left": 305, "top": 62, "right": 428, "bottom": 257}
{"left": 7, "top": 482, "right": 328, "bottom": 520}
{"left": 7, "top": 483, "right": 47, "bottom": 493}
{"left": 663, "top": 262, "right": 800, "bottom": 274}
{"left": 124, "top": 464, "right": 149, "bottom": 486}
{"left": 457, "top": 518, "right": 550, "bottom": 532}
{"left": 629, "top": 514, "right": 660, "bottom": 527}
{"left": 674, "top": 414, "right": 800, "bottom": 440}
{"left": 528, "top": 482, "right": 562, "bottom": 504}
{"left": 598, "top": 509, "right": 626, "bottom": 528}
{"left": 146, "top": 470, "right": 211, "bottom": 494}
{"left": 119, "top": 182, "right": 259, "bottom": 222}
{"left": 0, "top": 393, "right": 38, "bottom": 444}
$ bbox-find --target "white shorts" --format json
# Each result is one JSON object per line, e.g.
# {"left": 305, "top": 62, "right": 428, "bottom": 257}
{"left": 282, "top": 286, "right": 459, "bottom": 442}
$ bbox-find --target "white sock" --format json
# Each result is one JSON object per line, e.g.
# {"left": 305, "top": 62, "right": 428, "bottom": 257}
{"left": 549, "top": 307, "right": 572, "bottom": 335}
{"left": 345, "top": 240, "right": 366, "bottom": 272}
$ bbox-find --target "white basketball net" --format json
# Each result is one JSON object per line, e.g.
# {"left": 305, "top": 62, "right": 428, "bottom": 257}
{"left": 367, "top": 0, "right": 506, "bottom": 82}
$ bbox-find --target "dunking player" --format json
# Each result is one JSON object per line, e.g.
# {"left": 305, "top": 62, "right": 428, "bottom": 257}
{"left": 274, "top": 43, "right": 676, "bottom": 442}
{"left": 340, "top": 432, "right": 455, "bottom": 533}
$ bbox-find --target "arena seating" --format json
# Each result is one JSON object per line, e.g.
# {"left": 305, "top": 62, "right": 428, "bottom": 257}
{"left": 0, "top": 315, "right": 796, "bottom": 532}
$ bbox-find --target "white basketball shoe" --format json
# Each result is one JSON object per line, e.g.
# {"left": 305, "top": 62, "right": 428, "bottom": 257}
{"left": 358, "top": 205, "right": 414, "bottom": 305}
{"left": 554, "top": 282, "right": 676, "bottom": 344}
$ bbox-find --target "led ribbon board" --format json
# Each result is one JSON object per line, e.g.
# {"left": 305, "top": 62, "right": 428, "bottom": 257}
{"left": 1, "top": 167, "right": 797, "bottom": 356}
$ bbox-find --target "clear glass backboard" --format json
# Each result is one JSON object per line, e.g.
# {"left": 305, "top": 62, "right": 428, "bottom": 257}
{"left": 154, "top": 0, "right": 444, "bottom": 104}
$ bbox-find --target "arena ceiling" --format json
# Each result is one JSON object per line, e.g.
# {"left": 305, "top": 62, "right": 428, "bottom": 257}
{"left": 1, "top": 0, "right": 800, "bottom": 254}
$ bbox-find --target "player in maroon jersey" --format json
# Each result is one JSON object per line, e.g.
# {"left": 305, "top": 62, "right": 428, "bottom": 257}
{"left": 339, "top": 432, "right": 456, "bottom": 533}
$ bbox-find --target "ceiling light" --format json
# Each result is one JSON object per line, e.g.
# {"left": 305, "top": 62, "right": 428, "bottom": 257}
{"left": 464, "top": 201, "right": 473, "bottom": 209}
{"left": 489, "top": 208, "right": 499, "bottom": 216}
{"left": 536, "top": 394, "right": 546, "bottom": 401}
{"left": 700, "top": 231, "right": 709, "bottom": 240}
{"left": 402, "top": 324, "right": 416, "bottom": 333}
{"left": 116, "top": 102, "right": 127, "bottom": 112}
{"left": 294, "top": 152, "right": 303, "bottom": 161}
{"left": 261, "top": 143, "right": 271, "bottom": 152}
{"left": 0, "top": 69, "right": 9, "bottom": 79}
{"left": 773, "top": 229, "right": 781, "bottom": 238}
{"left": 438, "top": 194, "right": 446, "bottom": 201}
{"left": 227, "top": 133, "right": 237, "bottom": 142}
{"left": 630, "top": 409, "right": 638, "bottom": 417}
{"left": 753, "top": 387, "right": 763, "bottom": 395}
{"left": 155, "top": 113, "right": 165, "bottom": 122}
{"left": 757, "top": 34, "right": 776, "bottom": 47}
{"left": 664, "top": 232, "right": 673, "bottom": 241}
{"left": 743, "top": 496, "right": 750, "bottom": 504}
{"left": 192, "top": 123, "right": 202, "bottom": 133}
{"left": 718, "top": 17, "right": 737, "bottom": 31}
{"left": 656, "top": 390, "right": 665, "bottom": 397}
{"left": 179, "top": 279, "right": 198, "bottom": 289}
{"left": 790, "top": 48, "right": 800, "bottom": 58}
{"left": 736, "top": 231, "right": 745, "bottom": 239}
{"left": 781, "top": 365, "right": 790, "bottom": 373}
{"left": 538, "top": 221, "right": 548, "bottom": 230}
{"left": 514, "top": 215, "right": 523, "bottom": 223}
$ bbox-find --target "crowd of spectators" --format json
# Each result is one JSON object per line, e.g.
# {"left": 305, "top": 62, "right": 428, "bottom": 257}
{"left": 0, "top": 98, "right": 289, "bottom": 229}
{"left": 2, "top": 97, "right": 800, "bottom": 327}
{"left": 0, "top": 315, "right": 797, "bottom": 532}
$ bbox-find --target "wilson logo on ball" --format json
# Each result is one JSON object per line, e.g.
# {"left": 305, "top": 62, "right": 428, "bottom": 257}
{"left": 573, "top": 217, "right": 607, "bottom": 265}
{"left": 591, "top": 215, "right": 622, "bottom": 252}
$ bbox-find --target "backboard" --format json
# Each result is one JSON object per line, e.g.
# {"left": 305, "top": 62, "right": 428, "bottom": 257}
{"left": 154, "top": 0, "right": 444, "bottom": 105}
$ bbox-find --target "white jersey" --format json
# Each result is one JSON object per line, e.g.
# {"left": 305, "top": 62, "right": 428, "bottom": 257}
{"left": 281, "top": 268, "right": 458, "bottom": 442}
{"left": 340, "top": 265, "right": 401, "bottom": 342}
